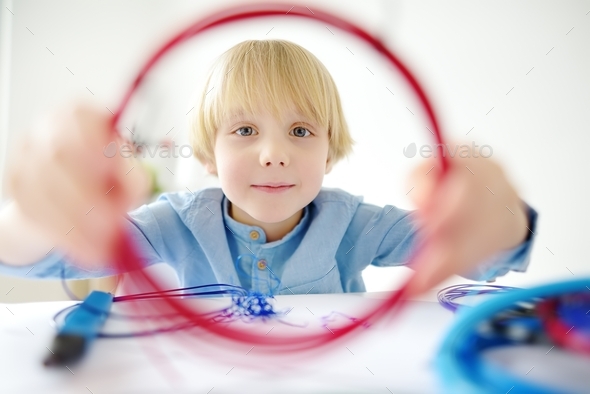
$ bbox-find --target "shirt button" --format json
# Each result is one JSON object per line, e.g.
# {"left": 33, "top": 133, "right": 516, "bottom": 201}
{"left": 249, "top": 230, "right": 259, "bottom": 240}
{"left": 257, "top": 259, "right": 267, "bottom": 270}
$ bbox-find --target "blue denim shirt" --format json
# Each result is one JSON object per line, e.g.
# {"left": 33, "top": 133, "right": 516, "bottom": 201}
{"left": 0, "top": 187, "right": 538, "bottom": 294}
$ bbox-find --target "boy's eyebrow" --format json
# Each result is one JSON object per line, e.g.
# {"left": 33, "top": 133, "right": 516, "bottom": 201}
{"left": 223, "top": 111, "right": 254, "bottom": 127}
{"left": 223, "top": 110, "right": 322, "bottom": 130}
{"left": 227, "top": 110, "right": 247, "bottom": 118}
{"left": 225, "top": 110, "right": 254, "bottom": 122}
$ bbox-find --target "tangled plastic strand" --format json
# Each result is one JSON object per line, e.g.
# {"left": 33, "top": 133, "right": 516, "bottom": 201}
{"left": 222, "top": 291, "right": 277, "bottom": 321}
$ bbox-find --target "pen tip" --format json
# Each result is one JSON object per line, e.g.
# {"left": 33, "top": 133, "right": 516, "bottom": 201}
{"left": 43, "top": 334, "right": 86, "bottom": 367}
{"left": 43, "top": 354, "right": 61, "bottom": 367}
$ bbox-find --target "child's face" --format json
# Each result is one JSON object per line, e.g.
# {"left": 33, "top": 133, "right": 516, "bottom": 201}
{"left": 206, "top": 105, "right": 332, "bottom": 225}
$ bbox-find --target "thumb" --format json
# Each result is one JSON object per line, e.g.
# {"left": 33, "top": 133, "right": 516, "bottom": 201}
{"left": 404, "top": 235, "right": 453, "bottom": 297}
{"left": 407, "top": 158, "right": 443, "bottom": 211}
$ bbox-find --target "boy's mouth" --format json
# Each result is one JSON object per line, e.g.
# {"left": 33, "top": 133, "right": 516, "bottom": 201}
{"left": 253, "top": 182, "right": 294, "bottom": 187}
{"left": 252, "top": 184, "right": 295, "bottom": 193}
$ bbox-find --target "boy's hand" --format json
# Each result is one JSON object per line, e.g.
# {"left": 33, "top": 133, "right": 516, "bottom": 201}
{"left": 5, "top": 103, "right": 151, "bottom": 267}
{"left": 404, "top": 142, "right": 529, "bottom": 295}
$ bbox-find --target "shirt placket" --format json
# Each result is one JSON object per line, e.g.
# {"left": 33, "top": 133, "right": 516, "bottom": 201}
{"left": 247, "top": 229, "right": 271, "bottom": 294}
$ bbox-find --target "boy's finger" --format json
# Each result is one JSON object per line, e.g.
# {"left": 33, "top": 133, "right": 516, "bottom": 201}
{"left": 413, "top": 171, "right": 469, "bottom": 240}
{"left": 43, "top": 104, "right": 124, "bottom": 182}
{"left": 405, "top": 238, "right": 456, "bottom": 297}
{"left": 114, "top": 159, "right": 152, "bottom": 212}
{"left": 74, "top": 113, "right": 150, "bottom": 211}
{"left": 39, "top": 108, "right": 147, "bottom": 213}
{"left": 37, "top": 161, "right": 121, "bottom": 260}
{"left": 407, "top": 159, "right": 441, "bottom": 208}
{"left": 13, "top": 141, "right": 123, "bottom": 262}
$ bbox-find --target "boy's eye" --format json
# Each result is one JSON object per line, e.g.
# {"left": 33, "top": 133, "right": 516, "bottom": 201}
{"left": 291, "top": 127, "right": 311, "bottom": 137}
{"left": 235, "top": 126, "right": 256, "bottom": 136}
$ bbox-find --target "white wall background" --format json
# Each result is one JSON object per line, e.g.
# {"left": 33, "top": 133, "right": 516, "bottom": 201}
{"left": 1, "top": 0, "right": 589, "bottom": 302}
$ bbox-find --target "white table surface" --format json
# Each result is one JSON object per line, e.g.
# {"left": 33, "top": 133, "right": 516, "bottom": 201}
{"left": 0, "top": 291, "right": 457, "bottom": 394}
{"left": 2, "top": 290, "right": 588, "bottom": 394}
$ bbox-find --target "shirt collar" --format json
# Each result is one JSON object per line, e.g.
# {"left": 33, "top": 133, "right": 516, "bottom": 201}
{"left": 222, "top": 194, "right": 310, "bottom": 247}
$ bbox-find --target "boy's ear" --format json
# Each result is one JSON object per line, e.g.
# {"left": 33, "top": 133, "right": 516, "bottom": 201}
{"left": 203, "top": 160, "right": 218, "bottom": 176}
{"left": 325, "top": 158, "right": 333, "bottom": 174}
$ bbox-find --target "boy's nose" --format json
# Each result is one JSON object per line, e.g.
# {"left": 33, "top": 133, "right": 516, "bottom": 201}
{"left": 259, "top": 139, "right": 289, "bottom": 167}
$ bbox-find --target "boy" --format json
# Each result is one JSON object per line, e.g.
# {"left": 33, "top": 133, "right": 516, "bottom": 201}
{"left": 0, "top": 40, "right": 537, "bottom": 296}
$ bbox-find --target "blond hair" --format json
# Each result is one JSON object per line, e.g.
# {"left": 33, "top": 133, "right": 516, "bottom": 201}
{"left": 190, "top": 39, "right": 355, "bottom": 171}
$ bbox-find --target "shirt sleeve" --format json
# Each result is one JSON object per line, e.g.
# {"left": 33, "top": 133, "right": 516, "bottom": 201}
{"left": 461, "top": 201, "right": 539, "bottom": 281}
{"left": 338, "top": 202, "right": 418, "bottom": 272}
{"left": 0, "top": 209, "right": 165, "bottom": 280}
{"left": 0, "top": 192, "right": 198, "bottom": 280}
{"left": 370, "top": 201, "right": 539, "bottom": 281}
{"left": 0, "top": 243, "right": 122, "bottom": 281}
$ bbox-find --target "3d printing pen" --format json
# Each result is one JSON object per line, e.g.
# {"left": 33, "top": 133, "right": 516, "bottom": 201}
{"left": 44, "top": 290, "right": 113, "bottom": 366}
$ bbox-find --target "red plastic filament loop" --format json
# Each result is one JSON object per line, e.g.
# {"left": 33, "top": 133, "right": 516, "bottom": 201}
{"left": 109, "top": 3, "right": 449, "bottom": 353}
